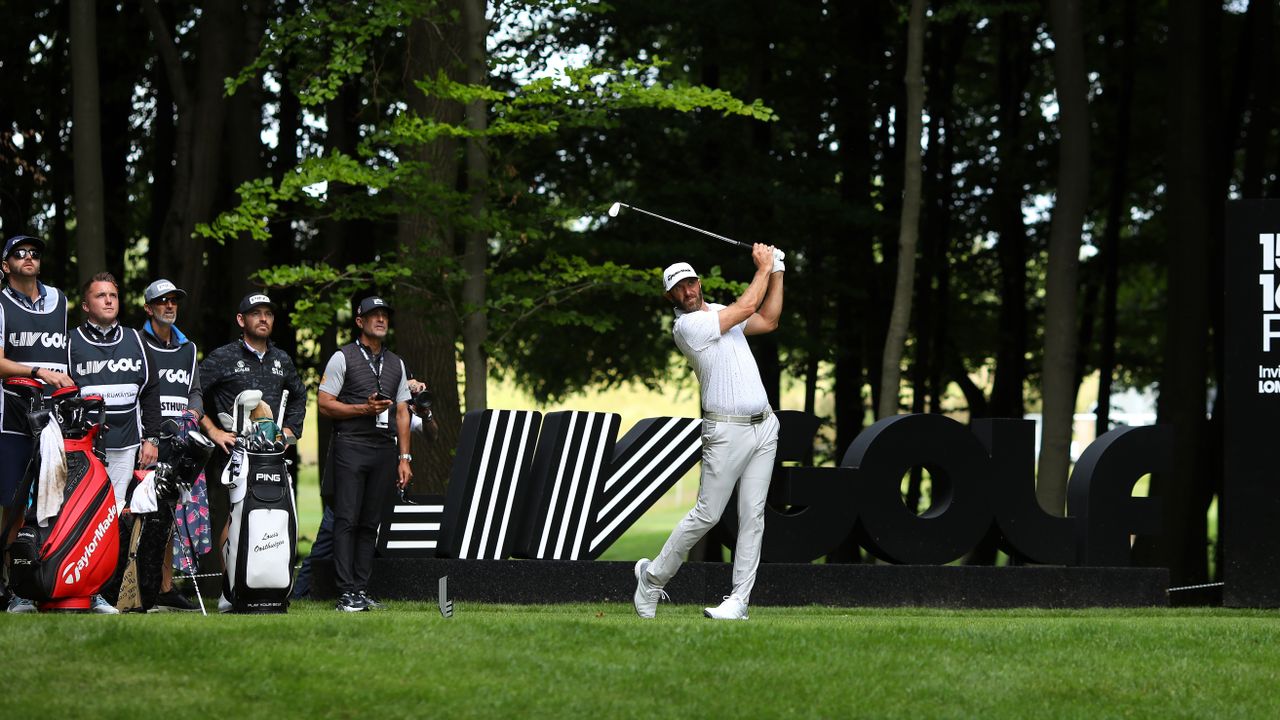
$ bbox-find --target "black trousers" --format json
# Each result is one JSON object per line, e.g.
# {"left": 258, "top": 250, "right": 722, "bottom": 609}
{"left": 328, "top": 436, "right": 396, "bottom": 594}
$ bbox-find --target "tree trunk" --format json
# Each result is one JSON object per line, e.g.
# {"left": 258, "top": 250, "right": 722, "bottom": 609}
{"left": 400, "top": 11, "right": 467, "bottom": 494}
{"left": 225, "top": 0, "right": 269, "bottom": 293}
{"left": 1036, "top": 0, "right": 1091, "bottom": 515}
{"left": 832, "top": 0, "right": 883, "bottom": 457}
{"left": 1132, "top": 0, "right": 1215, "bottom": 585}
{"left": 878, "top": 0, "right": 926, "bottom": 420}
{"left": 461, "top": 0, "right": 489, "bottom": 413}
{"left": 142, "top": 0, "right": 237, "bottom": 345}
{"left": 988, "top": 14, "right": 1033, "bottom": 420}
{"left": 69, "top": 0, "right": 107, "bottom": 288}
{"left": 1097, "top": 0, "right": 1136, "bottom": 437}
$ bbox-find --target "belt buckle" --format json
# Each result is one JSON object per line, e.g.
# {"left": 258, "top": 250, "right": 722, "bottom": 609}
{"left": 749, "top": 412, "right": 765, "bottom": 425}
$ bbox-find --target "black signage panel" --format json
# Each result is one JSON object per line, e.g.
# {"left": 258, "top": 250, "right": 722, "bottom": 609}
{"left": 1224, "top": 200, "right": 1280, "bottom": 607}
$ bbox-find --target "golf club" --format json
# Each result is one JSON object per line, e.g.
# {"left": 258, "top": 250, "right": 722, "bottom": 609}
{"left": 609, "top": 202, "right": 756, "bottom": 250}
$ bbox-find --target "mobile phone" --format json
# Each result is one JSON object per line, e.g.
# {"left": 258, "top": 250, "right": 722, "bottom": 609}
{"left": 375, "top": 390, "right": 393, "bottom": 402}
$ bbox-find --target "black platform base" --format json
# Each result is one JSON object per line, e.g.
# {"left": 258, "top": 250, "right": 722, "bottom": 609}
{"left": 311, "top": 559, "right": 1169, "bottom": 609}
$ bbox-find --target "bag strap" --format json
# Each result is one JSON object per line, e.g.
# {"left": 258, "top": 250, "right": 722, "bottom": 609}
{"left": 0, "top": 454, "right": 40, "bottom": 558}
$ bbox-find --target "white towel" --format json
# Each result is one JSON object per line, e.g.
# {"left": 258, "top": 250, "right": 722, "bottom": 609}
{"left": 130, "top": 470, "right": 158, "bottom": 514}
{"left": 36, "top": 420, "right": 67, "bottom": 527}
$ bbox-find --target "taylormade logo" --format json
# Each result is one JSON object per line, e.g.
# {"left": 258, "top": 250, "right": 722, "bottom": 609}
{"left": 75, "top": 358, "right": 143, "bottom": 376}
{"left": 7, "top": 331, "right": 65, "bottom": 349}
{"left": 61, "top": 503, "right": 117, "bottom": 586}
{"left": 158, "top": 368, "right": 191, "bottom": 385}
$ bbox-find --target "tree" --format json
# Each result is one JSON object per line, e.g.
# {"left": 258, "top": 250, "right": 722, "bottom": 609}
{"left": 878, "top": 0, "right": 926, "bottom": 419}
{"left": 1037, "top": 0, "right": 1091, "bottom": 515}
{"left": 461, "top": 0, "right": 489, "bottom": 413}
{"left": 69, "top": 0, "right": 106, "bottom": 286}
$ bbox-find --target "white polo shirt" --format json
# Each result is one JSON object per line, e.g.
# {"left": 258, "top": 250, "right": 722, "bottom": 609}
{"left": 672, "top": 303, "right": 769, "bottom": 416}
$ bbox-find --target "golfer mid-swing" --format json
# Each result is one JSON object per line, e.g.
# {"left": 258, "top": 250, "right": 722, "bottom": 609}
{"left": 634, "top": 242, "right": 784, "bottom": 620}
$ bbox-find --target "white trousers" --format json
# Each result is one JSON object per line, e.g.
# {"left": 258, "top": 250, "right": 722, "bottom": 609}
{"left": 105, "top": 446, "right": 137, "bottom": 511}
{"left": 648, "top": 413, "right": 779, "bottom": 605}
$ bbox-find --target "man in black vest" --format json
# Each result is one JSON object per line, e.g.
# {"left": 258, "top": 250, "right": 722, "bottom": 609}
{"left": 68, "top": 272, "right": 163, "bottom": 510}
{"left": 198, "top": 292, "right": 307, "bottom": 609}
{"left": 0, "top": 235, "right": 74, "bottom": 614}
{"left": 318, "top": 296, "right": 412, "bottom": 612}
{"left": 139, "top": 278, "right": 204, "bottom": 612}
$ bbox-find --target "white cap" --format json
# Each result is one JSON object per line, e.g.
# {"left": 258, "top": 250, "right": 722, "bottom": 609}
{"left": 662, "top": 262, "right": 698, "bottom": 292}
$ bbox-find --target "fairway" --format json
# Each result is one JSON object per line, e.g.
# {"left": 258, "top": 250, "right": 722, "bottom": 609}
{"left": 4, "top": 605, "right": 1279, "bottom": 719}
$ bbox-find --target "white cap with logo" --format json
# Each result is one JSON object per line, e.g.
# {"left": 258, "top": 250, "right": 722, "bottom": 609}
{"left": 662, "top": 262, "right": 698, "bottom": 292}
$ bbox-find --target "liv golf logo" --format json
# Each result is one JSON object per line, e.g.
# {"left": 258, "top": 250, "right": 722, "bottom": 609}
{"left": 1260, "top": 233, "right": 1280, "bottom": 392}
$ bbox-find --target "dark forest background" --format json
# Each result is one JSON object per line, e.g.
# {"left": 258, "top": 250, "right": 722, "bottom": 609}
{"left": 2, "top": 0, "right": 1277, "bottom": 584}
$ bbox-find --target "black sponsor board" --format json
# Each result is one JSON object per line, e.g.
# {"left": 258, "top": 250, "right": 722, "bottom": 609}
{"left": 1224, "top": 200, "right": 1280, "bottom": 607}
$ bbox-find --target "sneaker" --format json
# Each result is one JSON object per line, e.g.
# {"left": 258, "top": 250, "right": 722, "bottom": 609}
{"left": 633, "top": 558, "right": 668, "bottom": 619}
{"left": 335, "top": 592, "right": 368, "bottom": 612}
{"left": 357, "top": 590, "right": 382, "bottom": 610}
{"left": 6, "top": 595, "right": 37, "bottom": 614}
{"left": 150, "top": 589, "right": 199, "bottom": 613}
{"left": 90, "top": 594, "right": 120, "bottom": 615}
{"left": 217, "top": 594, "right": 233, "bottom": 613}
{"left": 703, "top": 595, "right": 748, "bottom": 620}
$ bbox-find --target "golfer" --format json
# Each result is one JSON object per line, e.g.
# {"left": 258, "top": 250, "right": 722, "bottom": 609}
{"left": 634, "top": 242, "right": 784, "bottom": 620}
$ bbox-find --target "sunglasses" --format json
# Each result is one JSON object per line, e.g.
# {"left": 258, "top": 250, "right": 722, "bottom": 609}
{"left": 7, "top": 248, "right": 41, "bottom": 260}
{"left": 151, "top": 296, "right": 180, "bottom": 306}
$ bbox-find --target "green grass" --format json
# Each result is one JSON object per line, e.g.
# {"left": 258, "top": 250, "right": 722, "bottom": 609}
{"left": 4, "top": 605, "right": 1279, "bottom": 718}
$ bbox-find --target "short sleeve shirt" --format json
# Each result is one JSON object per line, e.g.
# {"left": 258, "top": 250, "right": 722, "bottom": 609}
{"left": 320, "top": 351, "right": 411, "bottom": 402}
{"left": 672, "top": 303, "right": 769, "bottom": 416}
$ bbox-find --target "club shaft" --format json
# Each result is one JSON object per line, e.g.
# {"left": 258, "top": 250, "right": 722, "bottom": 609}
{"left": 620, "top": 204, "right": 752, "bottom": 249}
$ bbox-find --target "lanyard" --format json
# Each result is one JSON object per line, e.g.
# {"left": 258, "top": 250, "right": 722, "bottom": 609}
{"left": 358, "top": 343, "right": 384, "bottom": 389}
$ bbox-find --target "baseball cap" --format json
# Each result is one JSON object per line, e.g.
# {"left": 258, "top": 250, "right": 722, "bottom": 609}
{"left": 3, "top": 235, "right": 46, "bottom": 259}
{"left": 144, "top": 278, "right": 187, "bottom": 304}
{"left": 662, "top": 262, "right": 698, "bottom": 292}
{"left": 238, "top": 292, "right": 276, "bottom": 314}
{"left": 356, "top": 296, "right": 394, "bottom": 317}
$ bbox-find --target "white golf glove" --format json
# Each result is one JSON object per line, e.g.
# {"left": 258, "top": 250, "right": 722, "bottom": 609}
{"left": 772, "top": 247, "right": 786, "bottom": 273}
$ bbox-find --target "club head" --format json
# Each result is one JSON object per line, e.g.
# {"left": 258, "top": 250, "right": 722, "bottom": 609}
{"left": 608, "top": 202, "right": 621, "bottom": 217}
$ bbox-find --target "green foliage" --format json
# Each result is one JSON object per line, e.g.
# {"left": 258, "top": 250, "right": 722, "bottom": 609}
{"left": 201, "top": 0, "right": 779, "bottom": 405}
{"left": 227, "top": 0, "right": 433, "bottom": 105}
{"left": 253, "top": 259, "right": 413, "bottom": 337}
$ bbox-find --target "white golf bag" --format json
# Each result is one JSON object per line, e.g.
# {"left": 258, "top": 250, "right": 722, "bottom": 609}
{"left": 219, "top": 390, "right": 297, "bottom": 613}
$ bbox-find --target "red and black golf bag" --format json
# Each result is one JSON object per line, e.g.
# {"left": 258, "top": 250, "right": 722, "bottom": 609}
{"left": 2, "top": 378, "right": 119, "bottom": 612}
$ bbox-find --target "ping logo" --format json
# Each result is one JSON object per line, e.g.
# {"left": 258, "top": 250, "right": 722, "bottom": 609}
{"left": 75, "top": 358, "right": 143, "bottom": 376}
{"left": 8, "top": 331, "right": 65, "bottom": 349}
{"left": 255, "top": 473, "right": 283, "bottom": 483}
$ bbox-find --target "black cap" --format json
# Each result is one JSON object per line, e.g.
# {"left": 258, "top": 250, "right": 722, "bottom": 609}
{"left": 3, "top": 235, "right": 45, "bottom": 259}
{"left": 238, "top": 292, "right": 276, "bottom": 314}
{"left": 356, "top": 296, "right": 394, "bottom": 317}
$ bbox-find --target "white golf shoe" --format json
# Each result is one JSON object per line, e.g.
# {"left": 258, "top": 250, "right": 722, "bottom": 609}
{"left": 633, "top": 558, "right": 667, "bottom": 619}
{"left": 703, "top": 595, "right": 748, "bottom": 620}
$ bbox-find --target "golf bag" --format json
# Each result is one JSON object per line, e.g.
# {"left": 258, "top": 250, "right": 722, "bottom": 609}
{"left": 107, "top": 416, "right": 215, "bottom": 611}
{"left": 2, "top": 378, "right": 119, "bottom": 612}
{"left": 220, "top": 390, "right": 297, "bottom": 613}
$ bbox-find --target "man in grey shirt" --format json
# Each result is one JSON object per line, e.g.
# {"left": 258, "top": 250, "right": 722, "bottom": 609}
{"left": 317, "top": 296, "right": 412, "bottom": 612}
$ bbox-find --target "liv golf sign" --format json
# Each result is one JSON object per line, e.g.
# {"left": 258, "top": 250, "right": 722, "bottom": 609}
{"left": 411, "top": 408, "right": 1171, "bottom": 569}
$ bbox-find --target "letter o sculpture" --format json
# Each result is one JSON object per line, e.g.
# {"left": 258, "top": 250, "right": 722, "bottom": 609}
{"left": 842, "top": 414, "right": 993, "bottom": 564}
